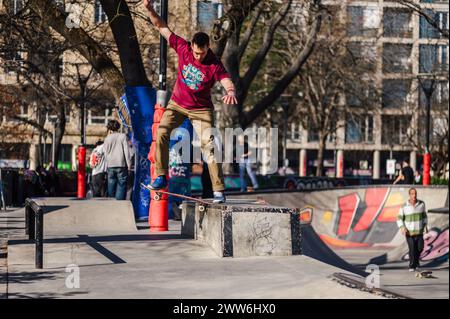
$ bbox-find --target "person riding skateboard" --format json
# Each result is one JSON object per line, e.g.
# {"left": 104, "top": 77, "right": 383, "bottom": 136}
{"left": 397, "top": 188, "right": 429, "bottom": 272}
{"left": 144, "top": 0, "right": 238, "bottom": 203}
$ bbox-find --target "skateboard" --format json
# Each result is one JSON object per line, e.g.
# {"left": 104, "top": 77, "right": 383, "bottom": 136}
{"left": 415, "top": 270, "right": 433, "bottom": 278}
{"left": 140, "top": 183, "right": 214, "bottom": 212}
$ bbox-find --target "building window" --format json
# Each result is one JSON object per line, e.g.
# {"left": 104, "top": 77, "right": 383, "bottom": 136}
{"left": 88, "top": 105, "right": 113, "bottom": 125}
{"left": 307, "top": 126, "right": 319, "bottom": 143}
{"left": 94, "top": 0, "right": 107, "bottom": 24}
{"left": 347, "top": 6, "right": 380, "bottom": 38}
{"left": 419, "top": 44, "right": 449, "bottom": 73}
{"left": 345, "top": 115, "right": 374, "bottom": 144}
{"left": 419, "top": 81, "right": 449, "bottom": 109}
{"left": 383, "top": 8, "right": 413, "bottom": 38}
{"left": 290, "top": 123, "right": 301, "bottom": 142}
{"left": 383, "top": 43, "right": 412, "bottom": 74}
{"left": 381, "top": 115, "right": 411, "bottom": 145}
{"left": 382, "top": 79, "right": 412, "bottom": 109}
{"left": 346, "top": 42, "right": 377, "bottom": 72}
{"left": 5, "top": 104, "right": 28, "bottom": 122}
{"left": 0, "top": 143, "right": 30, "bottom": 161}
{"left": 3, "top": 47, "right": 24, "bottom": 74}
{"left": 420, "top": 11, "right": 449, "bottom": 39}
{"left": 46, "top": 106, "right": 71, "bottom": 124}
{"left": 306, "top": 124, "right": 336, "bottom": 143}
{"left": 197, "top": 0, "right": 223, "bottom": 32}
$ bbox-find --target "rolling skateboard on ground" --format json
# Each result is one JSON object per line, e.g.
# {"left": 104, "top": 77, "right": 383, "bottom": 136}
{"left": 414, "top": 270, "right": 433, "bottom": 278}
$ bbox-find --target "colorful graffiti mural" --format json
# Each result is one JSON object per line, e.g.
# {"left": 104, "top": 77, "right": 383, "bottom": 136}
{"left": 399, "top": 227, "right": 449, "bottom": 262}
{"left": 316, "top": 187, "right": 449, "bottom": 263}
{"left": 324, "top": 187, "right": 403, "bottom": 246}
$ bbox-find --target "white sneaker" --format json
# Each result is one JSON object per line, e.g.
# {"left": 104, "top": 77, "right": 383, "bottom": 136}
{"left": 213, "top": 191, "right": 226, "bottom": 203}
{"left": 409, "top": 268, "right": 415, "bottom": 272}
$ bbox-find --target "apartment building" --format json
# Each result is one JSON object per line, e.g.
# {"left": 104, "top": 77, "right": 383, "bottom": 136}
{"left": 0, "top": 0, "right": 223, "bottom": 170}
{"left": 286, "top": 0, "right": 449, "bottom": 178}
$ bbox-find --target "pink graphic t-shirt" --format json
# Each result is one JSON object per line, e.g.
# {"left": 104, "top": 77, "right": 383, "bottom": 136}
{"left": 169, "top": 33, "right": 230, "bottom": 110}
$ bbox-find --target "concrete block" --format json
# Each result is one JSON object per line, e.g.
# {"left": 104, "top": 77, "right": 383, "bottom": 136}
{"left": 182, "top": 202, "right": 301, "bottom": 258}
{"left": 181, "top": 201, "right": 196, "bottom": 238}
{"left": 31, "top": 197, "right": 137, "bottom": 235}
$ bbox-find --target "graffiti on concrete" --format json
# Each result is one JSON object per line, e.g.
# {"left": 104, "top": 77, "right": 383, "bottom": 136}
{"left": 422, "top": 227, "right": 449, "bottom": 261}
{"left": 329, "top": 188, "right": 404, "bottom": 245}
{"left": 421, "top": 228, "right": 449, "bottom": 260}
{"left": 400, "top": 228, "right": 449, "bottom": 262}
{"left": 317, "top": 188, "right": 449, "bottom": 263}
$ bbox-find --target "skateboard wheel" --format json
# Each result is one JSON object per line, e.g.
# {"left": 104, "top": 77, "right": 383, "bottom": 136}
{"left": 199, "top": 205, "right": 205, "bottom": 212}
{"left": 154, "top": 194, "right": 161, "bottom": 200}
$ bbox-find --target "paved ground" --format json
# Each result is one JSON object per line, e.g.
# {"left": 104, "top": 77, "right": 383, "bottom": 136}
{"left": 2, "top": 206, "right": 448, "bottom": 299}
{"left": 2, "top": 207, "right": 384, "bottom": 299}
{"left": 1, "top": 207, "right": 26, "bottom": 299}
{"left": 336, "top": 249, "right": 449, "bottom": 299}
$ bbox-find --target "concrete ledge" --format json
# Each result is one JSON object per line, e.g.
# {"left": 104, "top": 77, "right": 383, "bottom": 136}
{"left": 32, "top": 198, "right": 137, "bottom": 235}
{"left": 182, "top": 202, "right": 301, "bottom": 258}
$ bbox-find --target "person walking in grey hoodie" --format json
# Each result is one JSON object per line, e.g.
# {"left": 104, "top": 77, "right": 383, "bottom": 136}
{"left": 103, "top": 120, "right": 132, "bottom": 200}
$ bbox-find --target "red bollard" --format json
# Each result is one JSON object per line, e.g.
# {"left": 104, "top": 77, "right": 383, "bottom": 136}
{"left": 77, "top": 146, "right": 86, "bottom": 198}
{"left": 423, "top": 152, "right": 431, "bottom": 186}
{"left": 148, "top": 103, "right": 169, "bottom": 232}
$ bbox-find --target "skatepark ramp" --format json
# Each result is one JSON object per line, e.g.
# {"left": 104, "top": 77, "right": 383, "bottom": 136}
{"left": 229, "top": 185, "right": 449, "bottom": 267}
{"left": 300, "top": 224, "right": 368, "bottom": 277}
{"left": 31, "top": 197, "right": 137, "bottom": 235}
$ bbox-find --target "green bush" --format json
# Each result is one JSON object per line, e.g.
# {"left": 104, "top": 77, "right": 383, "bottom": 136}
{"left": 431, "top": 177, "right": 449, "bottom": 185}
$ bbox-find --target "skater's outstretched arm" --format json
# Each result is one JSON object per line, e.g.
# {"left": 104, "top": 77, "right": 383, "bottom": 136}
{"left": 144, "top": 0, "right": 172, "bottom": 41}
{"left": 220, "top": 78, "right": 238, "bottom": 105}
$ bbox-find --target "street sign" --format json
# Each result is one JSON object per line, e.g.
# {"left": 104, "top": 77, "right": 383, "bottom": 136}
{"left": 386, "top": 159, "right": 396, "bottom": 175}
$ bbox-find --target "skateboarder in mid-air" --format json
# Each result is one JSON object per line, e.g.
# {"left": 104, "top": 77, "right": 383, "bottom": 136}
{"left": 143, "top": 0, "right": 237, "bottom": 203}
{"left": 397, "top": 188, "right": 429, "bottom": 272}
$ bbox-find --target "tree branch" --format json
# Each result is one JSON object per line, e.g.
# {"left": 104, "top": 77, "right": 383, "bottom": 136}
{"left": 27, "top": 0, "right": 125, "bottom": 100}
{"left": 210, "top": 0, "right": 262, "bottom": 58}
{"left": 240, "top": 3, "right": 323, "bottom": 129}
{"left": 241, "top": 0, "right": 292, "bottom": 99}
{"left": 237, "top": 2, "right": 265, "bottom": 62}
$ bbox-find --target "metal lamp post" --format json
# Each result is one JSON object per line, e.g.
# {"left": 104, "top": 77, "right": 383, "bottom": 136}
{"left": 418, "top": 75, "right": 436, "bottom": 186}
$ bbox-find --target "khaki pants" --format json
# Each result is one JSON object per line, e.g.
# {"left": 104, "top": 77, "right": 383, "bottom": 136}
{"left": 155, "top": 100, "right": 225, "bottom": 192}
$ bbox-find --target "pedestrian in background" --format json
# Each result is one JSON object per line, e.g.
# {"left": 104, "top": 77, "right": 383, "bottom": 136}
{"left": 397, "top": 188, "right": 428, "bottom": 272}
{"left": 103, "top": 120, "right": 132, "bottom": 200}
{"left": 414, "top": 170, "right": 422, "bottom": 185}
{"left": 237, "top": 135, "right": 259, "bottom": 192}
{"left": 90, "top": 140, "right": 107, "bottom": 197}
{"left": 393, "top": 158, "right": 414, "bottom": 185}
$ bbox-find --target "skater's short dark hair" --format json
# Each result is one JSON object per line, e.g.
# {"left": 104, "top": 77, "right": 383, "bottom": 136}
{"left": 95, "top": 140, "right": 104, "bottom": 147}
{"left": 409, "top": 188, "right": 417, "bottom": 194}
{"left": 107, "top": 120, "right": 121, "bottom": 132}
{"left": 192, "top": 32, "right": 210, "bottom": 48}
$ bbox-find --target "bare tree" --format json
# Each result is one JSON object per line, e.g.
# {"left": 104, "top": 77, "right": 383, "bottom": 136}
{"left": 211, "top": 0, "right": 324, "bottom": 129}
{"left": 0, "top": 2, "right": 107, "bottom": 165}
{"left": 289, "top": 9, "right": 378, "bottom": 176}
{"left": 20, "top": 0, "right": 325, "bottom": 136}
